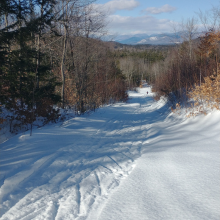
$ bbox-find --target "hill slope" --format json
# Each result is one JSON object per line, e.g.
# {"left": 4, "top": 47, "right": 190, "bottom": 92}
{"left": 0, "top": 85, "right": 219, "bottom": 220}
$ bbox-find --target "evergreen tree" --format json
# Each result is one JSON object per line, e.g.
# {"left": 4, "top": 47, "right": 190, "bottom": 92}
{"left": 0, "top": 0, "right": 60, "bottom": 131}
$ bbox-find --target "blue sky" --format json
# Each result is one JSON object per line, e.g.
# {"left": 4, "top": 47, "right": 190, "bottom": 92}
{"left": 95, "top": 0, "right": 220, "bottom": 35}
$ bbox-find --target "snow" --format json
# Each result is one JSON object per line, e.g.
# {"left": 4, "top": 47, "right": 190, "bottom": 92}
{"left": 137, "top": 39, "right": 147, "bottom": 44}
{"left": 150, "top": 37, "right": 157, "bottom": 41}
{"left": 0, "top": 85, "right": 220, "bottom": 220}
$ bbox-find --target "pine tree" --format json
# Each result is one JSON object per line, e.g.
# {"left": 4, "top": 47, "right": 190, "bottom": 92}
{"left": 0, "top": 0, "right": 61, "bottom": 132}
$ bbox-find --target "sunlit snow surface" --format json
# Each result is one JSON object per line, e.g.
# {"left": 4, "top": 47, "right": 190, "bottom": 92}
{"left": 0, "top": 85, "right": 220, "bottom": 220}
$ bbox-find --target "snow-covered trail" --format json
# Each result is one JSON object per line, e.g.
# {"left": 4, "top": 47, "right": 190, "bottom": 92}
{"left": 96, "top": 110, "right": 220, "bottom": 220}
{"left": 0, "top": 85, "right": 220, "bottom": 220}
{"left": 0, "top": 86, "right": 162, "bottom": 219}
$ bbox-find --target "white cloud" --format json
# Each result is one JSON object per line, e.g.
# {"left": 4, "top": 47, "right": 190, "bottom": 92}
{"left": 145, "top": 4, "right": 177, "bottom": 14}
{"left": 91, "top": 2, "right": 177, "bottom": 35}
{"left": 107, "top": 14, "right": 174, "bottom": 35}
{"left": 95, "top": 0, "right": 139, "bottom": 14}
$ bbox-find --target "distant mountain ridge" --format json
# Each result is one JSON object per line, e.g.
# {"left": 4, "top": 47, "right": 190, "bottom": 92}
{"left": 105, "top": 32, "right": 199, "bottom": 45}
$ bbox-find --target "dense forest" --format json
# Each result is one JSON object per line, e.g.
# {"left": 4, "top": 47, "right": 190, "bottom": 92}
{"left": 0, "top": 0, "right": 220, "bottom": 134}
{"left": 0, "top": 0, "right": 127, "bottom": 133}
{"left": 109, "top": 44, "right": 167, "bottom": 87}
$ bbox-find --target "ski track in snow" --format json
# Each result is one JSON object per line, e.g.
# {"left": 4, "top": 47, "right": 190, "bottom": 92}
{"left": 0, "top": 85, "right": 220, "bottom": 220}
{"left": 0, "top": 86, "right": 154, "bottom": 219}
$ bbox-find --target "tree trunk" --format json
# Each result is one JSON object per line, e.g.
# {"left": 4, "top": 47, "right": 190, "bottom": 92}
{"left": 61, "top": 26, "right": 67, "bottom": 108}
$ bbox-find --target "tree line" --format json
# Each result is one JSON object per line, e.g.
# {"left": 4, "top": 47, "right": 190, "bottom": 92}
{"left": 112, "top": 6, "right": 220, "bottom": 108}
{"left": 152, "top": 24, "right": 220, "bottom": 105}
{"left": 111, "top": 47, "right": 166, "bottom": 88}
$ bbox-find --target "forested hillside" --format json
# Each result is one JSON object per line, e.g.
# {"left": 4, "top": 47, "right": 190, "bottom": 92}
{"left": 0, "top": 0, "right": 127, "bottom": 134}
{"left": 111, "top": 15, "right": 220, "bottom": 110}
{"left": 1, "top": 0, "right": 220, "bottom": 135}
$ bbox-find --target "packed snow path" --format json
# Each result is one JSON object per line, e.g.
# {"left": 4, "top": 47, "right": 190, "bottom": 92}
{"left": 0, "top": 86, "right": 220, "bottom": 220}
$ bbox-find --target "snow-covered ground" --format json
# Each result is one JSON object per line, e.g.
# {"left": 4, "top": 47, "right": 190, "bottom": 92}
{"left": 0, "top": 85, "right": 220, "bottom": 220}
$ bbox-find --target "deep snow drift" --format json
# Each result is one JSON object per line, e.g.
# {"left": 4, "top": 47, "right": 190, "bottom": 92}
{"left": 0, "top": 85, "right": 220, "bottom": 220}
